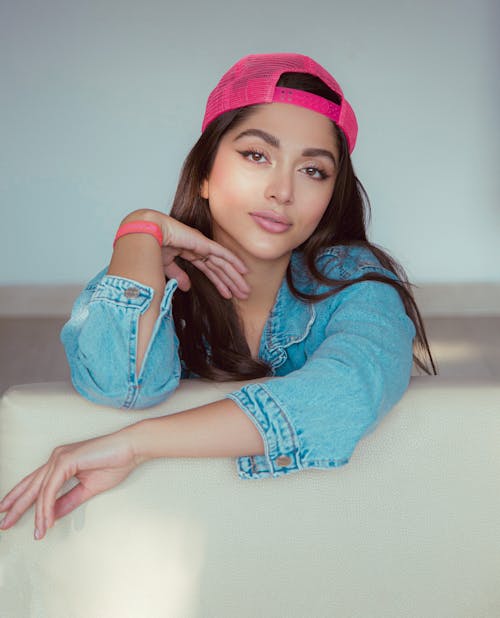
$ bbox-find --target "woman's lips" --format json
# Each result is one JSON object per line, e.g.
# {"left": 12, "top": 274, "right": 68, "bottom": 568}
{"left": 249, "top": 211, "right": 292, "bottom": 234}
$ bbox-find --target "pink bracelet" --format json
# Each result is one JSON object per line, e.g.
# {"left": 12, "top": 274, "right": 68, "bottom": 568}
{"left": 113, "top": 220, "right": 163, "bottom": 248}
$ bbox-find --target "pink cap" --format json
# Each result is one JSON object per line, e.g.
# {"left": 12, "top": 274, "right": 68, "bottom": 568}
{"left": 202, "top": 53, "right": 358, "bottom": 153}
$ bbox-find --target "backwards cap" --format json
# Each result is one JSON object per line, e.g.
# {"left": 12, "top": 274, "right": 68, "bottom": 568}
{"left": 202, "top": 53, "right": 358, "bottom": 153}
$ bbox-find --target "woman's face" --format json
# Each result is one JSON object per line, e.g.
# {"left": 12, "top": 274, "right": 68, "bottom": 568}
{"left": 201, "top": 102, "right": 339, "bottom": 265}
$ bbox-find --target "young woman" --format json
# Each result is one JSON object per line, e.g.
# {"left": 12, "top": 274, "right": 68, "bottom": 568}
{"left": 0, "top": 53, "right": 435, "bottom": 540}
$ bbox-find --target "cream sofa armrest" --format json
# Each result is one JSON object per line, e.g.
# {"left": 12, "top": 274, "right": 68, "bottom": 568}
{"left": 1, "top": 377, "right": 499, "bottom": 618}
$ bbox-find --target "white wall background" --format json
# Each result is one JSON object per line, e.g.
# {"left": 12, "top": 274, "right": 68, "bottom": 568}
{"left": 1, "top": 0, "right": 499, "bottom": 285}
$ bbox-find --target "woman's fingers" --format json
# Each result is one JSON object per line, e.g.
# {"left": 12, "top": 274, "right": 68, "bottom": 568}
{"left": 160, "top": 217, "right": 251, "bottom": 299}
{"left": 0, "top": 468, "right": 46, "bottom": 530}
{"left": 163, "top": 217, "right": 249, "bottom": 274}
{"left": 163, "top": 260, "right": 192, "bottom": 291}
{"left": 0, "top": 432, "right": 138, "bottom": 539}
{"left": 0, "top": 467, "right": 42, "bottom": 513}
{"left": 194, "top": 258, "right": 248, "bottom": 299}
{"left": 204, "top": 239, "right": 248, "bottom": 275}
{"left": 163, "top": 218, "right": 248, "bottom": 271}
{"left": 35, "top": 451, "right": 73, "bottom": 537}
{"left": 201, "top": 255, "right": 251, "bottom": 298}
{"left": 53, "top": 482, "right": 93, "bottom": 521}
{"left": 192, "top": 255, "right": 250, "bottom": 299}
{"left": 35, "top": 437, "right": 133, "bottom": 536}
{"left": 194, "top": 260, "right": 232, "bottom": 298}
{"left": 162, "top": 244, "right": 250, "bottom": 300}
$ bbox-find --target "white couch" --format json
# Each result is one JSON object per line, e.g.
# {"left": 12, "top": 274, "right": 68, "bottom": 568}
{"left": 1, "top": 377, "right": 499, "bottom": 618}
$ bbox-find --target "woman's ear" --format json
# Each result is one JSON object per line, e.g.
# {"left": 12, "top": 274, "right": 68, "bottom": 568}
{"left": 200, "top": 179, "right": 209, "bottom": 199}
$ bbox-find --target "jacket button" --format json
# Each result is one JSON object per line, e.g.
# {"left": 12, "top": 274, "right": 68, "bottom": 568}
{"left": 275, "top": 455, "right": 292, "bottom": 467}
{"left": 124, "top": 287, "right": 140, "bottom": 299}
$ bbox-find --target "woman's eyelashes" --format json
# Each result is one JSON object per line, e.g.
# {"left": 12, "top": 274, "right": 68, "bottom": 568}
{"left": 302, "top": 165, "right": 330, "bottom": 180}
{"left": 238, "top": 148, "right": 268, "bottom": 164}
{"left": 237, "top": 149, "right": 331, "bottom": 181}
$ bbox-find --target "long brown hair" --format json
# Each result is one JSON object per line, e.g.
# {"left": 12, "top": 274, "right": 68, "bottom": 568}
{"left": 169, "top": 73, "right": 437, "bottom": 379}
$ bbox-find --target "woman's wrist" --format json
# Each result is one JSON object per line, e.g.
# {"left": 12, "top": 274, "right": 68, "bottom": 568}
{"left": 114, "top": 221, "right": 163, "bottom": 248}
{"left": 120, "top": 418, "right": 162, "bottom": 466}
{"left": 120, "top": 209, "right": 172, "bottom": 246}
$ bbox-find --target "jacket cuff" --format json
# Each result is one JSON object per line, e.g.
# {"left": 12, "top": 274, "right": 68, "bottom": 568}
{"left": 90, "top": 275, "right": 178, "bottom": 313}
{"left": 227, "top": 383, "right": 302, "bottom": 479}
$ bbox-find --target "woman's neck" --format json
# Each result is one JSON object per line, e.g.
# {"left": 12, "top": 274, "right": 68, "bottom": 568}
{"left": 234, "top": 252, "right": 290, "bottom": 315}
{"left": 231, "top": 252, "right": 290, "bottom": 358}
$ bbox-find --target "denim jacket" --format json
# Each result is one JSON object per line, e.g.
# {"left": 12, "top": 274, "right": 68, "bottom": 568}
{"left": 61, "top": 245, "right": 415, "bottom": 480}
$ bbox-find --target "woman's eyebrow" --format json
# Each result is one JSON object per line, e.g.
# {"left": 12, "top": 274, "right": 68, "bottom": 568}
{"left": 233, "top": 129, "right": 337, "bottom": 166}
{"left": 233, "top": 129, "right": 279, "bottom": 148}
{"left": 302, "top": 148, "right": 337, "bottom": 166}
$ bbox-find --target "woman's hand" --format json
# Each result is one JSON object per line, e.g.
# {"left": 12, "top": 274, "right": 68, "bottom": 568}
{"left": 0, "top": 430, "right": 138, "bottom": 540}
{"left": 0, "top": 398, "right": 265, "bottom": 539}
{"left": 160, "top": 214, "right": 250, "bottom": 299}
{"left": 124, "top": 209, "right": 250, "bottom": 300}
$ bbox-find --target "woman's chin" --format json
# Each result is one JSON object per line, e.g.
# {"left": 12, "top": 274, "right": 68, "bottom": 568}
{"left": 241, "top": 245, "right": 293, "bottom": 264}
{"left": 214, "top": 230, "right": 294, "bottom": 264}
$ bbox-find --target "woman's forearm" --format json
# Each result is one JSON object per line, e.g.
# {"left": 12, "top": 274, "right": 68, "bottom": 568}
{"left": 124, "top": 398, "right": 265, "bottom": 464}
{"left": 107, "top": 209, "right": 167, "bottom": 376}
{"left": 105, "top": 208, "right": 250, "bottom": 378}
{"left": 0, "top": 398, "right": 265, "bottom": 540}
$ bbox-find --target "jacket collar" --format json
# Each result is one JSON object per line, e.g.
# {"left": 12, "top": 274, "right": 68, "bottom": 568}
{"left": 261, "top": 253, "right": 317, "bottom": 369}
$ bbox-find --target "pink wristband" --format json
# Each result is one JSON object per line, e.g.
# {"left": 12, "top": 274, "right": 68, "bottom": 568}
{"left": 113, "top": 221, "right": 163, "bottom": 248}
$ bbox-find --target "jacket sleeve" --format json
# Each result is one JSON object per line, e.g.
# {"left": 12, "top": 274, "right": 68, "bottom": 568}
{"left": 227, "top": 278, "right": 416, "bottom": 479}
{"left": 60, "top": 268, "right": 181, "bottom": 409}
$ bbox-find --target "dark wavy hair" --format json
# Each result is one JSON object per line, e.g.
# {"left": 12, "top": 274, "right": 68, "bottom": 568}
{"left": 169, "top": 72, "right": 437, "bottom": 380}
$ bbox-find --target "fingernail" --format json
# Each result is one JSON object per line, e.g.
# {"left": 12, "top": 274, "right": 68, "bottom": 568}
{"left": 0, "top": 516, "right": 6, "bottom": 529}
{"left": 34, "top": 528, "right": 41, "bottom": 540}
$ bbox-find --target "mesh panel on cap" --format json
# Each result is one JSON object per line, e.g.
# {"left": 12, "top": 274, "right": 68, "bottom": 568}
{"left": 202, "top": 53, "right": 357, "bottom": 153}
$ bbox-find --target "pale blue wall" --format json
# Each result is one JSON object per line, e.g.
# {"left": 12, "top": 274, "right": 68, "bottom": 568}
{"left": 1, "top": 0, "right": 499, "bottom": 284}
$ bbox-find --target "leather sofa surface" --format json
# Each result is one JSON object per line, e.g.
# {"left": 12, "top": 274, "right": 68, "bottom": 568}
{"left": 1, "top": 377, "right": 499, "bottom": 618}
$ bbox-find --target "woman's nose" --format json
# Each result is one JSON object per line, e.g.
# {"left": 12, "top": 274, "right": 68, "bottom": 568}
{"left": 264, "top": 167, "right": 294, "bottom": 205}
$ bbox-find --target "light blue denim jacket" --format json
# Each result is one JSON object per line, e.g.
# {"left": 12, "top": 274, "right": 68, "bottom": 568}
{"left": 61, "top": 245, "right": 415, "bottom": 480}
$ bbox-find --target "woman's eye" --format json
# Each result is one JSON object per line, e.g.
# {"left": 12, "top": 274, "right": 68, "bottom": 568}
{"left": 239, "top": 150, "right": 267, "bottom": 163}
{"left": 303, "top": 166, "right": 329, "bottom": 180}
